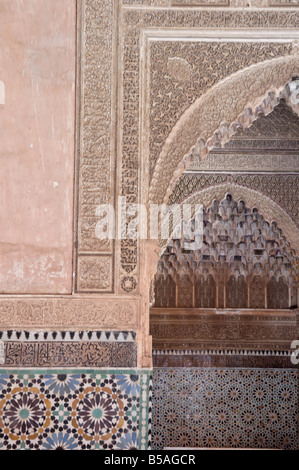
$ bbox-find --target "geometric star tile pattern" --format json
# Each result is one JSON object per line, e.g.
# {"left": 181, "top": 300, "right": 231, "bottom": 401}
{"left": 0, "top": 370, "right": 151, "bottom": 450}
{"left": 151, "top": 368, "right": 299, "bottom": 450}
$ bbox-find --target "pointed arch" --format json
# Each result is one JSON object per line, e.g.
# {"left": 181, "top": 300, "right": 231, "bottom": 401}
{"left": 149, "top": 53, "right": 299, "bottom": 206}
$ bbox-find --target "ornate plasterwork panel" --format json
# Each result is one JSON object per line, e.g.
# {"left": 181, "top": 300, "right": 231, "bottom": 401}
{"left": 75, "top": 2, "right": 299, "bottom": 296}
{"left": 149, "top": 41, "right": 293, "bottom": 177}
{"left": 270, "top": 0, "right": 299, "bottom": 5}
{"left": 76, "top": 256, "right": 114, "bottom": 292}
{"left": 75, "top": 0, "right": 118, "bottom": 293}
{"left": 169, "top": 101, "right": 299, "bottom": 231}
{"left": 165, "top": 183, "right": 299, "bottom": 252}
{"left": 189, "top": 154, "right": 299, "bottom": 173}
{"left": 189, "top": 99, "right": 299, "bottom": 171}
{"left": 149, "top": 54, "right": 299, "bottom": 205}
{"left": 123, "top": 0, "right": 229, "bottom": 5}
{"left": 123, "top": 0, "right": 299, "bottom": 6}
{"left": 3, "top": 3, "right": 299, "bottom": 346}
{"left": 172, "top": 0, "right": 230, "bottom": 5}
{"left": 170, "top": 174, "right": 299, "bottom": 228}
{"left": 0, "top": 297, "right": 139, "bottom": 330}
{"left": 136, "top": 30, "right": 299, "bottom": 296}
{"left": 123, "top": 0, "right": 171, "bottom": 5}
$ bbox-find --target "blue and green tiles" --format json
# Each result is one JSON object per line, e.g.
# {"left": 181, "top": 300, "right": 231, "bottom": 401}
{"left": 0, "top": 369, "right": 152, "bottom": 450}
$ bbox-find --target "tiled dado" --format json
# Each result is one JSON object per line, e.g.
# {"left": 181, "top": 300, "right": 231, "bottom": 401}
{"left": 151, "top": 368, "right": 299, "bottom": 450}
{"left": 0, "top": 369, "right": 152, "bottom": 450}
{"left": 0, "top": 331, "right": 137, "bottom": 368}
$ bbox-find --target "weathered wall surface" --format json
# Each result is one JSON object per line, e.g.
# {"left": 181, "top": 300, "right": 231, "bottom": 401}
{"left": 0, "top": 0, "right": 153, "bottom": 451}
{"left": 0, "top": 0, "right": 76, "bottom": 294}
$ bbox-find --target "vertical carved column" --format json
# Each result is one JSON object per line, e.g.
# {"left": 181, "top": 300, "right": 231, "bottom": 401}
{"left": 195, "top": 275, "right": 216, "bottom": 308}
{"left": 139, "top": 239, "right": 161, "bottom": 367}
{"left": 226, "top": 275, "right": 248, "bottom": 309}
{"left": 267, "top": 277, "right": 289, "bottom": 310}
{"left": 75, "top": 0, "right": 118, "bottom": 293}
{"left": 178, "top": 275, "right": 193, "bottom": 308}
{"left": 250, "top": 276, "right": 266, "bottom": 309}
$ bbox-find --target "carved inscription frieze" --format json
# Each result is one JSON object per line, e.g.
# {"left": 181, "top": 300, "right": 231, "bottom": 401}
{"left": 0, "top": 298, "right": 138, "bottom": 329}
{"left": 172, "top": 0, "right": 229, "bottom": 5}
{"left": 150, "top": 309, "right": 298, "bottom": 350}
{"left": 1, "top": 341, "right": 137, "bottom": 368}
{"left": 269, "top": 0, "right": 299, "bottom": 6}
{"left": 123, "top": 0, "right": 299, "bottom": 5}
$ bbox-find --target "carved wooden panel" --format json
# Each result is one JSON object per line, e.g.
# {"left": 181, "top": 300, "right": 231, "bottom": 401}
{"left": 178, "top": 275, "right": 193, "bottom": 308}
{"left": 267, "top": 277, "right": 290, "bottom": 309}
{"left": 154, "top": 275, "right": 176, "bottom": 308}
{"left": 195, "top": 274, "right": 216, "bottom": 308}
{"left": 226, "top": 275, "right": 248, "bottom": 309}
{"left": 250, "top": 276, "right": 266, "bottom": 309}
{"left": 150, "top": 308, "right": 298, "bottom": 351}
{"left": 218, "top": 280, "right": 225, "bottom": 309}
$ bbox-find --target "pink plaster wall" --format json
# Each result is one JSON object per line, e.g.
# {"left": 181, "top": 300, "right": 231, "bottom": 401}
{"left": 0, "top": 0, "right": 76, "bottom": 294}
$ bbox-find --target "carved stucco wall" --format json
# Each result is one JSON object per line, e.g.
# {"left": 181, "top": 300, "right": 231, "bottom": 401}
{"left": 1, "top": 0, "right": 299, "bottom": 450}
{"left": 1, "top": 0, "right": 299, "bottom": 364}
{"left": 73, "top": 1, "right": 299, "bottom": 368}
{"left": 77, "top": 0, "right": 299, "bottom": 298}
{"left": 149, "top": 56, "right": 299, "bottom": 206}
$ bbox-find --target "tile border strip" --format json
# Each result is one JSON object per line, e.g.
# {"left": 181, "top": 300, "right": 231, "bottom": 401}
{"left": 0, "top": 330, "right": 137, "bottom": 342}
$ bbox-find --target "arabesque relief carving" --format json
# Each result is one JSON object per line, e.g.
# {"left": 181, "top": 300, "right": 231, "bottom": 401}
{"left": 0, "top": 298, "right": 138, "bottom": 330}
{"left": 75, "top": 1, "right": 299, "bottom": 297}
{"left": 149, "top": 42, "right": 293, "bottom": 177}
{"left": 121, "top": 6, "right": 299, "bottom": 293}
{"left": 149, "top": 57, "right": 299, "bottom": 206}
{"left": 189, "top": 98, "right": 299, "bottom": 171}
